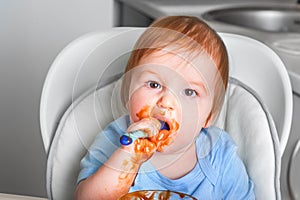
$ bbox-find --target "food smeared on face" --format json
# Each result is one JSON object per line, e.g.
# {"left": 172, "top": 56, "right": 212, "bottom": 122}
{"left": 134, "top": 105, "right": 179, "bottom": 153}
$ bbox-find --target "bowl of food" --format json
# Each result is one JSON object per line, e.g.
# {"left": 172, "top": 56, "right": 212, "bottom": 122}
{"left": 119, "top": 190, "right": 197, "bottom": 200}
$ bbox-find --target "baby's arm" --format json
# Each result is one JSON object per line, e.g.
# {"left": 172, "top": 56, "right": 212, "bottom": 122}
{"left": 75, "top": 118, "right": 159, "bottom": 200}
{"left": 75, "top": 145, "right": 143, "bottom": 199}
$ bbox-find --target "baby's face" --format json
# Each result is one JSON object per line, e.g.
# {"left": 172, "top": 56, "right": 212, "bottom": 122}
{"left": 126, "top": 51, "right": 217, "bottom": 153}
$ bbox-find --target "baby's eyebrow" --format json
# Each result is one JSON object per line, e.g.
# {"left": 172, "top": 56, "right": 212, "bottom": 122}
{"left": 136, "top": 70, "right": 161, "bottom": 84}
{"left": 142, "top": 70, "right": 158, "bottom": 75}
{"left": 189, "top": 81, "right": 208, "bottom": 94}
{"left": 138, "top": 70, "right": 160, "bottom": 79}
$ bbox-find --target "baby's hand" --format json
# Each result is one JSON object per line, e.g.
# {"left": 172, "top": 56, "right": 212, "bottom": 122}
{"left": 120, "top": 118, "right": 161, "bottom": 162}
{"left": 126, "top": 118, "right": 161, "bottom": 137}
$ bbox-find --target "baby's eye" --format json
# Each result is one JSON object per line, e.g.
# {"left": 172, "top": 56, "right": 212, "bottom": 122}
{"left": 146, "top": 81, "right": 162, "bottom": 89}
{"left": 184, "top": 88, "right": 198, "bottom": 97}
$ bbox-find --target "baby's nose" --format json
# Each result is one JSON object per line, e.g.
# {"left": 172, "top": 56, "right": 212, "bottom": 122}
{"left": 157, "top": 91, "right": 175, "bottom": 111}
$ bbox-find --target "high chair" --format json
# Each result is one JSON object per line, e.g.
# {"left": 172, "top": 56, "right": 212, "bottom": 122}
{"left": 39, "top": 28, "right": 293, "bottom": 199}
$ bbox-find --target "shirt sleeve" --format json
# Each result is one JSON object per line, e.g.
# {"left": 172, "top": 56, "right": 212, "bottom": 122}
{"left": 221, "top": 149, "right": 255, "bottom": 200}
{"left": 76, "top": 116, "right": 128, "bottom": 184}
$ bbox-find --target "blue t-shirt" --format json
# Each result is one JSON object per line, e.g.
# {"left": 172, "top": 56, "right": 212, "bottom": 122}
{"left": 77, "top": 115, "right": 255, "bottom": 199}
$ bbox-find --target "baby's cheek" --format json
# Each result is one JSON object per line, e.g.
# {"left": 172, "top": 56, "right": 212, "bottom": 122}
{"left": 182, "top": 103, "right": 205, "bottom": 124}
{"left": 128, "top": 101, "right": 144, "bottom": 121}
{"left": 129, "top": 92, "right": 150, "bottom": 118}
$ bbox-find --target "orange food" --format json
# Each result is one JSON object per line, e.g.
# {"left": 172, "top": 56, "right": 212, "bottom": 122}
{"left": 136, "top": 106, "right": 152, "bottom": 120}
{"left": 134, "top": 106, "right": 179, "bottom": 153}
{"left": 119, "top": 190, "right": 196, "bottom": 200}
{"left": 134, "top": 139, "right": 156, "bottom": 154}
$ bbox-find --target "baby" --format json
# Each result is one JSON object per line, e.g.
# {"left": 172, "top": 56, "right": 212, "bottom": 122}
{"left": 75, "top": 16, "right": 254, "bottom": 199}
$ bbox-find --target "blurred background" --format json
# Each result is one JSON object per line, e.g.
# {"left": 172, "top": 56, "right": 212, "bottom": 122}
{"left": 0, "top": 0, "right": 299, "bottom": 199}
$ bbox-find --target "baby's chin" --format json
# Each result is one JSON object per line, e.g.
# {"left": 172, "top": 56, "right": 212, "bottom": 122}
{"left": 153, "top": 146, "right": 185, "bottom": 157}
{"left": 159, "top": 137, "right": 196, "bottom": 154}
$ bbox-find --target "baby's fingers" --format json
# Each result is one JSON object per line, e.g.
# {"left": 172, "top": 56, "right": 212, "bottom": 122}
{"left": 120, "top": 130, "right": 148, "bottom": 146}
{"left": 127, "top": 118, "right": 161, "bottom": 137}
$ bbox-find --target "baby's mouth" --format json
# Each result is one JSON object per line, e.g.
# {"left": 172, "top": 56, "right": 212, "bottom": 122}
{"left": 135, "top": 105, "right": 179, "bottom": 133}
{"left": 134, "top": 106, "right": 180, "bottom": 152}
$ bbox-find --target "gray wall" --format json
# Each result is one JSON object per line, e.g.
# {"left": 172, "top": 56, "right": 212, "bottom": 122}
{"left": 0, "top": 0, "right": 115, "bottom": 197}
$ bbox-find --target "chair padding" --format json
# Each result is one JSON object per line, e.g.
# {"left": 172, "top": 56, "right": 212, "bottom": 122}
{"left": 225, "top": 78, "right": 280, "bottom": 200}
{"left": 46, "top": 80, "right": 126, "bottom": 200}
{"left": 47, "top": 78, "right": 280, "bottom": 200}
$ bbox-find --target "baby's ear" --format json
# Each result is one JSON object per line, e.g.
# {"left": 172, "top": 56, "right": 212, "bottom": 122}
{"left": 203, "top": 112, "right": 214, "bottom": 128}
